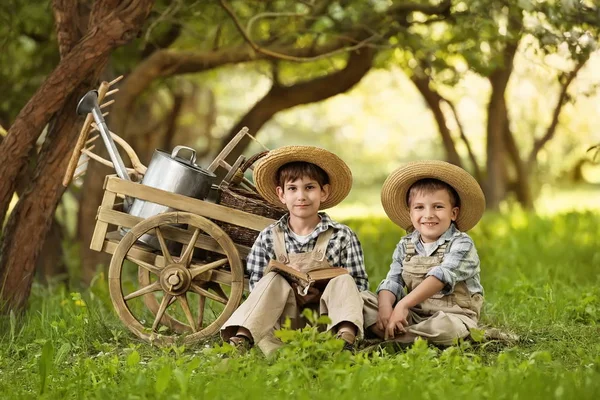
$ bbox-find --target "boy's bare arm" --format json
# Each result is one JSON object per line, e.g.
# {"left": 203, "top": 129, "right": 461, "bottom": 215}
{"left": 385, "top": 276, "right": 444, "bottom": 339}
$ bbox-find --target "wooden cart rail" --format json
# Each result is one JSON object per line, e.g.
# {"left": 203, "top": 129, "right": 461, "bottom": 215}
{"left": 91, "top": 175, "right": 275, "bottom": 253}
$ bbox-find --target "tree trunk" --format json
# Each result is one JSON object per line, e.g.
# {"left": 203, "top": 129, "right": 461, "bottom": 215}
{"left": 217, "top": 48, "right": 376, "bottom": 166}
{"left": 0, "top": 88, "right": 87, "bottom": 311}
{"left": 36, "top": 218, "right": 67, "bottom": 283}
{"left": 0, "top": 0, "right": 154, "bottom": 313}
{"left": 503, "top": 122, "right": 534, "bottom": 209}
{"left": 0, "top": 0, "right": 154, "bottom": 229}
{"left": 485, "top": 42, "right": 518, "bottom": 210}
{"left": 411, "top": 75, "right": 462, "bottom": 167}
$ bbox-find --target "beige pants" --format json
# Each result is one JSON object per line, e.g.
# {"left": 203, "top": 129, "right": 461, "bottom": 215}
{"left": 222, "top": 272, "right": 364, "bottom": 355}
{"left": 361, "top": 291, "right": 478, "bottom": 346}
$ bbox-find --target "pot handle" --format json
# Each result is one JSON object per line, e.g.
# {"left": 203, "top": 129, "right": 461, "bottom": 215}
{"left": 171, "top": 145, "right": 197, "bottom": 164}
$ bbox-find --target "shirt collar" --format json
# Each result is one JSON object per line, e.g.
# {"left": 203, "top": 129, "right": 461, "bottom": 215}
{"left": 277, "top": 212, "right": 337, "bottom": 238}
{"left": 409, "top": 223, "right": 459, "bottom": 248}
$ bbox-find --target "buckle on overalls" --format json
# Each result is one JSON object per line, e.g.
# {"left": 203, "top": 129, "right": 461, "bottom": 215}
{"left": 297, "top": 279, "right": 315, "bottom": 296}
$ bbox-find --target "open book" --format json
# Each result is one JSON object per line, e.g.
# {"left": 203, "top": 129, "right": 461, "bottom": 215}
{"left": 265, "top": 259, "right": 349, "bottom": 295}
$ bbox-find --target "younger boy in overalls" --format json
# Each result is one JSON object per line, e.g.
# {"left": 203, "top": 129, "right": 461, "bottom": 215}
{"left": 363, "top": 160, "right": 485, "bottom": 346}
{"left": 221, "top": 146, "right": 369, "bottom": 355}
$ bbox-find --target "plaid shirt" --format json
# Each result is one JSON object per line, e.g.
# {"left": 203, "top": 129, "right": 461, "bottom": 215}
{"left": 377, "top": 224, "right": 483, "bottom": 301}
{"left": 246, "top": 213, "right": 369, "bottom": 292}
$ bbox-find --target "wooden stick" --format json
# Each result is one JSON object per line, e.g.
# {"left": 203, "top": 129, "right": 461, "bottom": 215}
{"left": 90, "top": 123, "right": 147, "bottom": 175}
{"left": 207, "top": 126, "right": 249, "bottom": 173}
{"left": 81, "top": 149, "right": 137, "bottom": 175}
{"left": 62, "top": 81, "right": 110, "bottom": 187}
{"left": 108, "top": 75, "right": 124, "bottom": 86}
{"left": 99, "top": 99, "right": 115, "bottom": 109}
{"left": 85, "top": 134, "right": 99, "bottom": 145}
{"left": 105, "top": 88, "right": 119, "bottom": 97}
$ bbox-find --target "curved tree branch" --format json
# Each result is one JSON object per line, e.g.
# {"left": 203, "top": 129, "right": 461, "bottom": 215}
{"left": 0, "top": 0, "right": 154, "bottom": 226}
{"left": 527, "top": 57, "right": 589, "bottom": 168}
{"left": 217, "top": 47, "right": 376, "bottom": 166}
{"left": 411, "top": 75, "right": 462, "bottom": 167}
{"left": 441, "top": 98, "right": 482, "bottom": 181}
{"left": 219, "top": 0, "right": 377, "bottom": 63}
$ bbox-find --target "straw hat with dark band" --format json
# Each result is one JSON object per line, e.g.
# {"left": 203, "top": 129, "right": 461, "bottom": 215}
{"left": 381, "top": 160, "right": 485, "bottom": 232}
{"left": 253, "top": 145, "right": 352, "bottom": 210}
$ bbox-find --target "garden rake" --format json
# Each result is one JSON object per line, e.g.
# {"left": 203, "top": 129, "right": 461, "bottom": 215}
{"left": 62, "top": 75, "right": 147, "bottom": 187}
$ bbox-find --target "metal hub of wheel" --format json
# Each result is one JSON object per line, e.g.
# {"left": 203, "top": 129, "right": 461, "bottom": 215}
{"left": 160, "top": 264, "right": 192, "bottom": 295}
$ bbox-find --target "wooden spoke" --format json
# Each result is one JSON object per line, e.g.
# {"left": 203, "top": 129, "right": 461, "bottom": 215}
{"left": 126, "top": 255, "right": 162, "bottom": 275}
{"left": 190, "top": 258, "right": 229, "bottom": 279}
{"left": 154, "top": 227, "right": 174, "bottom": 264}
{"left": 190, "top": 283, "right": 228, "bottom": 305}
{"left": 178, "top": 295, "right": 197, "bottom": 333}
{"left": 197, "top": 294, "right": 206, "bottom": 329}
{"left": 123, "top": 281, "right": 161, "bottom": 301}
{"left": 152, "top": 293, "right": 174, "bottom": 331}
{"left": 179, "top": 228, "right": 200, "bottom": 267}
{"left": 108, "top": 211, "right": 245, "bottom": 345}
{"left": 208, "top": 282, "right": 229, "bottom": 303}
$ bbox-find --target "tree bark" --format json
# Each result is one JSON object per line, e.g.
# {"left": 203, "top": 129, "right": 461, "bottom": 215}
{"left": 0, "top": 0, "right": 154, "bottom": 228}
{"left": 503, "top": 121, "right": 533, "bottom": 209}
{"left": 411, "top": 75, "right": 462, "bottom": 167}
{"left": 0, "top": 0, "right": 154, "bottom": 313}
{"left": 442, "top": 99, "right": 482, "bottom": 182}
{"left": 485, "top": 42, "right": 518, "bottom": 210}
{"left": 0, "top": 88, "right": 87, "bottom": 311}
{"left": 110, "top": 38, "right": 371, "bottom": 136}
{"left": 527, "top": 58, "right": 588, "bottom": 169}
{"left": 218, "top": 48, "right": 376, "bottom": 165}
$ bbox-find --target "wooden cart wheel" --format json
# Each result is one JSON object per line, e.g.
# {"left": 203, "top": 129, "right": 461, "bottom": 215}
{"left": 108, "top": 211, "right": 244, "bottom": 345}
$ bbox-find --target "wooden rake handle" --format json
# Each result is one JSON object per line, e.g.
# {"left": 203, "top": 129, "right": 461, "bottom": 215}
{"left": 62, "top": 76, "right": 123, "bottom": 187}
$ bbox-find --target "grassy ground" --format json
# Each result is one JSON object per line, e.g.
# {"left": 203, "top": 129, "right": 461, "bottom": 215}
{"left": 1, "top": 211, "right": 600, "bottom": 399}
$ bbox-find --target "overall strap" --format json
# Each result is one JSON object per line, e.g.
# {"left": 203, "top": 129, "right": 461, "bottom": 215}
{"left": 435, "top": 243, "right": 448, "bottom": 263}
{"left": 272, "top": 225, "right": 289, "bottom": 263}
{"left": 311, "top": 227, "right": 334, "bottom": 261}
{"left": 405, "top": 242, "right": 416, "bottom": 261}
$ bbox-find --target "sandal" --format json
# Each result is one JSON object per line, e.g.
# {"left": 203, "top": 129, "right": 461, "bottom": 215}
{"left": 335, "top": 330, "right": 356, "bottom": 352}
{"left": 228, "top": 335, "right": 253, "bottom": 352}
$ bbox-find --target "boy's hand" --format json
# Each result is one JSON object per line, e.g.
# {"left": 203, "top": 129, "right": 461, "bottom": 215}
{"left": 376, "top": 304, "right": 393, "bottom": 333}
{"left": 385, "top": 304, "right": 409, "bottom": 340}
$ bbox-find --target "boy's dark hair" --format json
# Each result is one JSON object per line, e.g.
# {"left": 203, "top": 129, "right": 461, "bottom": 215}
{"left": 276, "top": 161, "right": 329, "bottom": 188}
{"left": 407, "top": 178, "right": 460, "bottom": 208}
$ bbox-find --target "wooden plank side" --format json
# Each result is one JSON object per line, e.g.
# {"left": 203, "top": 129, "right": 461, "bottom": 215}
{"left": 98, "top": 208, "right": 251, "bottom": 259}
{"left": 105, "top": 177, "right": 274, "bottom": 232}
{"left": 90, "top": 190, "right": 117, "bottom": 251}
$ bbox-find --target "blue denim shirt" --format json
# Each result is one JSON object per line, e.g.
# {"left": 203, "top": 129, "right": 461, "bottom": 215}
{"left": 376, "top": 224, "right": 483, "bottom": 302}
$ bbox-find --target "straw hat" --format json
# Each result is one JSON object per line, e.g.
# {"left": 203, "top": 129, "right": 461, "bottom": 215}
{"left": 381, "top": 160, "right": 485, "bottom": 231}
{"left": 253, "top": 145, "right": 352, "bottom": 210}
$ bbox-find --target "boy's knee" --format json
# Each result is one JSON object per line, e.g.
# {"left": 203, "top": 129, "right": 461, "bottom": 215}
{"left": 259, "top": 271, "right": 293, "bottom": 290}
{"left": 410, "top": 312, "right": 470, "bottom": 345}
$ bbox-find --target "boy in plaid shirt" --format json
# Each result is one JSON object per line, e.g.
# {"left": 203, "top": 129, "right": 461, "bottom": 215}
{"left": 221, "top": 145, "right": 368, "bottom": 355}
{"left": 363, "top": 160, "right": 485, "bottom": 346}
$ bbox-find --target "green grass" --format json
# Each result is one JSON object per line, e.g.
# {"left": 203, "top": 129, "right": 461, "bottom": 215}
{"left": 1, "top": 212, "right": 600, "bottom": 399}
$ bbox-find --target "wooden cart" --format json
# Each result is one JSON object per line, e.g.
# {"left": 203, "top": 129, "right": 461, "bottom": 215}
{"left": 92, "top": 173, "right": 277, "bottom": 345}
{"left": 65, "top": 79, "right": 283, "bottom": 345}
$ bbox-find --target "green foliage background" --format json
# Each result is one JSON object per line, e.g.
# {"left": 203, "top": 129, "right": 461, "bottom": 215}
{"left": 1, "top": 211, "right": 599, "bottom": 399}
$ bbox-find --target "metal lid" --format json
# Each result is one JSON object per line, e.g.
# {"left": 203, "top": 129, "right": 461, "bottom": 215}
{"left": 157, "top": 146, "right": 216, "bottom": 177}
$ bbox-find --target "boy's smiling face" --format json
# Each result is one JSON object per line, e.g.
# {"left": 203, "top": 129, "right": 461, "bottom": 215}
{"left": 276, "top": 176, "right": 330, "bottom": 220}
{"left": 409, "top": 188, "right": 459, "bottom": 243}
